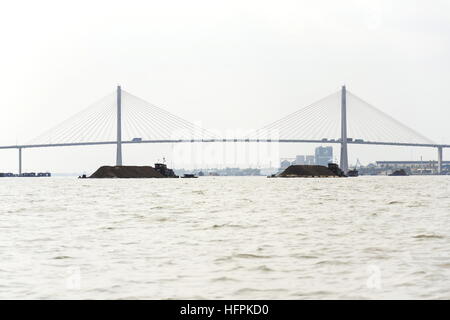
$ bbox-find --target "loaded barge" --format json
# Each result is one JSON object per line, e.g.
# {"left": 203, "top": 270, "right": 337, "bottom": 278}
{"left": 0, "top": 172, "right": 51, "bottom": 177}
{"left": 269, "top": 163, "right": 346, "bottom": 178}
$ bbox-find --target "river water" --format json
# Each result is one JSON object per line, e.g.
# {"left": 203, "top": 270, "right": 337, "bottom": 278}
{"left": 0, "top": 176, "right": 449, "bottom": 299}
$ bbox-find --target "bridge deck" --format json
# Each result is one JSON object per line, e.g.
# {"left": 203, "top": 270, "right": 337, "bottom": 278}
{"left": 0, "top": 139, "right": 448, "bottom": 150}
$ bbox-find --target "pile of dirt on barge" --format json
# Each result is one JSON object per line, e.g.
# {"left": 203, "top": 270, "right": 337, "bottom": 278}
{"left": 269, "top": 163, "right": 346, "bottom": 178}
{"left": 88, "top": 163, "right": 178, "bottom": 178}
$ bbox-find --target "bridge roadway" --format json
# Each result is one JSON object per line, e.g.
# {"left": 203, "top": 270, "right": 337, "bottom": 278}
{"left": 0, "top": 139, "right": 449, "bottom": 150}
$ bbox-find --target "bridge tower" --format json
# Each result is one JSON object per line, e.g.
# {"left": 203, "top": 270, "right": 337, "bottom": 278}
{"left": 18, "top": 147, "right": 22, "bottom": 176}
{"left": 116, "top": 85, "right": 123, "bottom": 166}
{"left": 340, "top": 85, "right": 349, "bottom": 174}
{"left": 438, "top": 146, "right": 443, "bottom": 174}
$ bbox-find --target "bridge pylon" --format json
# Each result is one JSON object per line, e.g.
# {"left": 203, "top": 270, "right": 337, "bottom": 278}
{"left": 438, "top": 146, "right": 443, "bottom": 174}
{"left": 116, "top": 85, "right": 123, "bottom": 166}
{"left": 340, "top": 85, "right": 349, "bottom": 174}
{"left": 18, "top": 147, "right": 22, "bottom": 176}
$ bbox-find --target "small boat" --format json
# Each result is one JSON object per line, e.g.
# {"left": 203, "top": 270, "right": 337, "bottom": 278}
{"left": 182, "top": 174, "right": 198, "bottom": 178}
{"left": 347, "top": 169, "right": 359, "bottom": 177}
{"left": 389, "top": 169, "right": 408, "bottom": 176}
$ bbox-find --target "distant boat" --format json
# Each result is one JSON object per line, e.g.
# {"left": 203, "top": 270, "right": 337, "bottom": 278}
{"left": 347, "top": 169, "right": 359, "bottom": 177}
{"left": 389, "top": 169, "right": 408, "bottom": 176}
{"left": 182, "top": 174, "right": 198, "bottom": 178}
{"left": 154, "top": 163, "right": 178, "bottom": 178}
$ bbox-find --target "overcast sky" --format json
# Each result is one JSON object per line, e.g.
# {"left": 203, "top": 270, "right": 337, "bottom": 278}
{"left": 0, "top": 0, "right": 449, "bottom": 172}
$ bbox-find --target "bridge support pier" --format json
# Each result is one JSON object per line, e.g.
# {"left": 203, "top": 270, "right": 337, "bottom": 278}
{"left": 340, "top": 85, "right": 349, "bottom": 174}
{"left": 437, "top": 146, "right": 443, "bottom": 175}
{"left": 116, "top": 85, "right": 123, "bottom": 166}
{"left": 18, "top": 147, "right": 22, "bottom": 176}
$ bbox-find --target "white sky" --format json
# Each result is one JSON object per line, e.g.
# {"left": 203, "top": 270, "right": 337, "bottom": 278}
{"left": 0, "top": 0, "right": 449, "bottom": 173}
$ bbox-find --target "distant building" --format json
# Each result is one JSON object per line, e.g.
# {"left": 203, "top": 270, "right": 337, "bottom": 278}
{"left": 315, "top": 146, "right": 333, "bottom": 166}
{"left": 355, "top": 161, "right": 450, "bottom": 176}
{"left": 375, "top": 160, "right": 450, "bottom": 175}
{"left": 375, "top": 161, "right": 450, "bottom": 168}
{"left": 295, "top": 155, "right": 305, "bottom": 165}
{"left": 293, "top": 155, "right": 315, "bottom": 165}
{"left": 305, "top": 155, "right": 315, "bottom": 165}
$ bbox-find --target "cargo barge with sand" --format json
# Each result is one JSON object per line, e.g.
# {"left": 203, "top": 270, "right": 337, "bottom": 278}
{"left": 86, "top": 163, "right": 178, "bottom": 179}
{"left": 269, "top": 163, "right": 346, "bottom": 178}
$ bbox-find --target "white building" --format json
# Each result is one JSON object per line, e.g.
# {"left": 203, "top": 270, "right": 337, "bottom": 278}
{"left": 315, "top": 146, "right": 333, "bottom": 166}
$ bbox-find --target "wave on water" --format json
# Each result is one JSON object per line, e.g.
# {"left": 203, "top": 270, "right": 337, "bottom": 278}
{"left": 251, "top": 265, "right": 274, "bottom": 272}
{"left": 211, "top": 276, "right": 238, "bottom": 282}
{"left": 233, "top": 253, "right": 272, "bottom": 259}
{"left": 413, "top": 234, "right": 444, "bottom": 239}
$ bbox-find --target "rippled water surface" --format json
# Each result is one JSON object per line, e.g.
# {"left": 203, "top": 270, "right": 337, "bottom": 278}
{"left": 0, "top": 176, "right": 449, "bottom": 299}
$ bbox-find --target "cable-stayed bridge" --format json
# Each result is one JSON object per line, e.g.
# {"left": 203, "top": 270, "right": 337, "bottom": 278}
{"left": 0, "top": 86, "right": 448, "bottom": 174}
